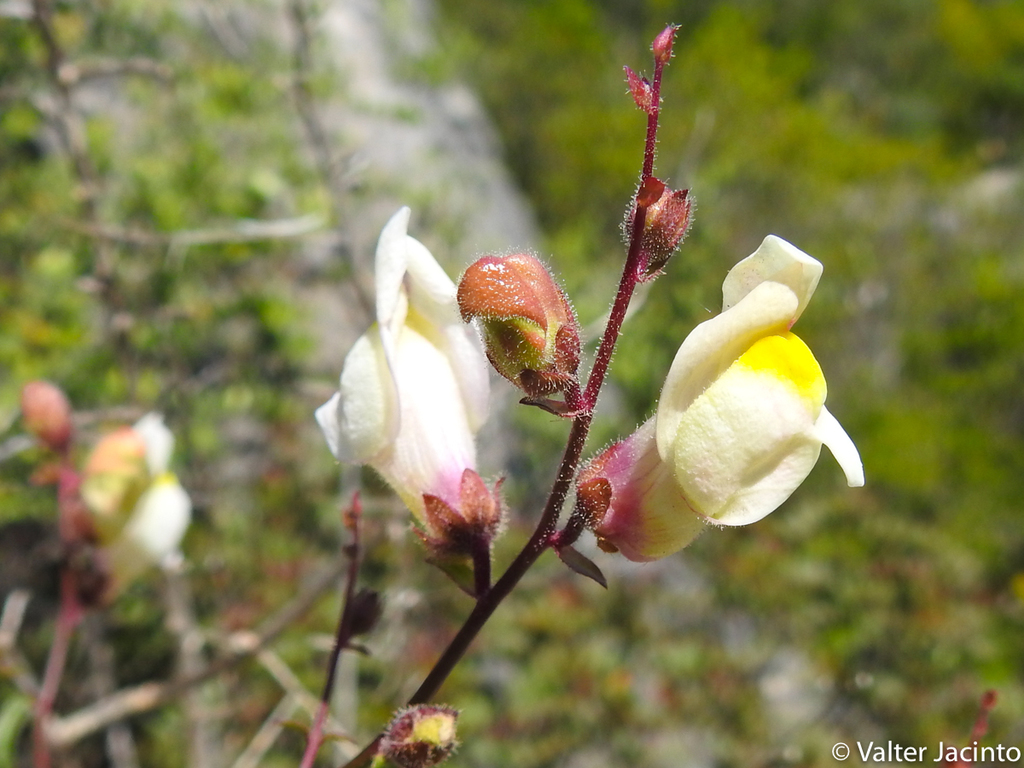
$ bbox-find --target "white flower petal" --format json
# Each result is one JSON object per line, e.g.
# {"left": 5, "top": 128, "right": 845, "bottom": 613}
{"left": 667, "top": 365, "right": 822, "bottom": 526}
{"left": 656, "top": 280, "right": 799, "bottom": 461}
{"left": 376, "top": 326, "right": 476, "bottom": 514}
{"left": 443, "top": 324, "right": 491, "bottom": 432}
{"left": 133, "top": 412, "right": 174, "bottom": 476}
{"left": 405, "top": 234, "right": 459, "bottom": 329}
{"left": 722, "top": 235, "right": 822, "bottom": 323}
{"left": 123, "top": 475, "right": 192, "bottom": 562}
{"left": 815, "top": 405, "right": 865, "bottom": 487}
{"left": 376, "top": 207, "right": 412, "bottom": 335}
{"left": 322, "top": 327, "right": 399, "bottom": 462}
{"left": 314, "top": 392, "right": 343, "bottom": 459}
{"left": 105, "top": 474, "right": 192, "bottom": 589}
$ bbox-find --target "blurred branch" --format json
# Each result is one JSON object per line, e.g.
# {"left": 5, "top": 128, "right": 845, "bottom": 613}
{"left": 0, "top": 589, "right": 39, "bottom": 697}
{"left": 65, "top": 214, "right": 326, "bottom": 247}
{"left": 45, "top": 553, "right": 349, "bottom": 748}
{"left": 55, "top": 57, "right": 173, "bottom": 86}
{"left": 81, "top": 616, "right": 139, "bottom": 768}
{"left": 228, "top": 694, "right": 297, "bottom": 768}
{"left": 163, "top": 559, "right": 218, "bottom": 768}
{"left": 251, "top": 647, "right": 353, "bottom": 761}
{"left": 1, "top": 408, "right": 150, "bottom": 464}
{"left": 287, "top": 0, "right": 345, "bottom": 214}
{"left": 30, "top": 0, "right": 109, "bottom": 269}
{"left": 0, "top": 434, "right": 36, "bottom": 462}
{"left": 286, "top": 0, "right": 373, "bottom": 314}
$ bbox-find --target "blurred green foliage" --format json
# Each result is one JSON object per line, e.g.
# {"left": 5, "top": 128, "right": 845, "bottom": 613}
{"left": 1, "top": 0, "right": 1023, "bottom": 766}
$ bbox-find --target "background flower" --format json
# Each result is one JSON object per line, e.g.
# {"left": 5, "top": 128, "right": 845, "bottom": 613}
{"left": 316, "top": 207, "right": 491, "bottom": 519}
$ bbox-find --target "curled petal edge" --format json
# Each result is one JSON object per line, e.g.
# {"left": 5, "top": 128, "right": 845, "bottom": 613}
{"left": 816, "top": 406, "right": 865, "bottom": 487}
{"left": 722, "top": 235, "right": 822, "bottom": 323}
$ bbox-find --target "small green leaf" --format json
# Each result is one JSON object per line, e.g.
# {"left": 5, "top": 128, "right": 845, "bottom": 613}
{"left": 556, "top": 545, "right": 608, "bottom": 588}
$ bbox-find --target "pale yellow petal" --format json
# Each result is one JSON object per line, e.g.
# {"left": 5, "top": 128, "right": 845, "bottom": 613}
{"left": 656, "top": 280, "right": 799, "bottom": 461}
{"left": 722, "top": 235, "right": 822, "bottom": 322}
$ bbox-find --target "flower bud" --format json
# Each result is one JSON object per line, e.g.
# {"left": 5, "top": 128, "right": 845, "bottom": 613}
{"left": 457, "top": 253, "right": 580, "bottom": 397}
{"left": 652, "top": 25, "right": 678, "bottom": 64}
{"left": 21, "top": 380, "right": 73, "bottom": 452}
{"left": 380, "top": 705, "right": 459, "bottom": 768}
{"left": 639, "top": 182, "right": 692, "bottom": 277}
{"left": 348, "top": 587, "right": 383, "bottom": 637}
{"left": 625, "top": 66, "right": 653, "bottom": 114}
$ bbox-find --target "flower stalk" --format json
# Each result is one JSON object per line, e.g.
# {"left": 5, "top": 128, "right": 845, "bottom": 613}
{"left": 337, "top": 24, "right": 680, "bottom": 768}
{"left": 300, "top": 494, "right": 378, "bottom": 768}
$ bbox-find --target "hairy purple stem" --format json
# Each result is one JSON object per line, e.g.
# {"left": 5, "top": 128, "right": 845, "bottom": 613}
{"left": 32, "top": 572, "right": 81, "bottom": 768}
{"left": 337, "top": 26, "right": 678, "bottom": 768}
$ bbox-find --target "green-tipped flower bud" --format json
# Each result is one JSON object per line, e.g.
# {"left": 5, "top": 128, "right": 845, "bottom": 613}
{"left": 379, "top": 705, "right": 459, "bottom": 768}
{"left": 457, "top": 253, "right": 580, "bottom": 398}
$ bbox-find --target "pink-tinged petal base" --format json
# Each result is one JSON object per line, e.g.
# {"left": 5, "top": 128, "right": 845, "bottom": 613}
{"left": 591, "top": 420, "right": 703, "bottom": 562}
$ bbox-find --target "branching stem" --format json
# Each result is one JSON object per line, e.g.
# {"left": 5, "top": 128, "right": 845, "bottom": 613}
{"left": 337, "top": 26, "right": 678, "bottom": 768}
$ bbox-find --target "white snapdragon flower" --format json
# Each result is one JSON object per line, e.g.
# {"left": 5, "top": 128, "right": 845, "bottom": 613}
{"left": 83, "top": 413, "right": 192, "bottom": 588}
{"left": 656, "top": 235, "right": 863, "bottom": 525}
{"left": 590, "top": 236, "right": 863, "bottom": 560}
{"left": 315, "top": 207, "right": 490, "bottom": 520}
{"left": 114, "top": 413, "right": 191, "bottom": 566}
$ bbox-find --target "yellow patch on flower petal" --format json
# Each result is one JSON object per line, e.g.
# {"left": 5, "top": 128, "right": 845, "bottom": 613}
{"left": 734, "top": 332, "right": 826, "bottom": 414}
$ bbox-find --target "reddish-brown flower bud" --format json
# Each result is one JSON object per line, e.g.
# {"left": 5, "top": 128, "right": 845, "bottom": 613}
{"left": 21, "top": 380, "right": 73, "bottom": 452}
{"left": 652, "top": 25, "right": 678, "bottom": 64}
{"left": 458, "top": 253, "right": 580, "bottom": 397}
{"left": 417, "top": 469, "right": 503, "bottom": 558}
{"left": 639, "top": 182, "right": 692, "bottom": 277}
{"left": 347, "top": 587, "right": 383, "bottom": 637}
{"left": 380, "top": 705, "right": 459, "bottom": 768}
